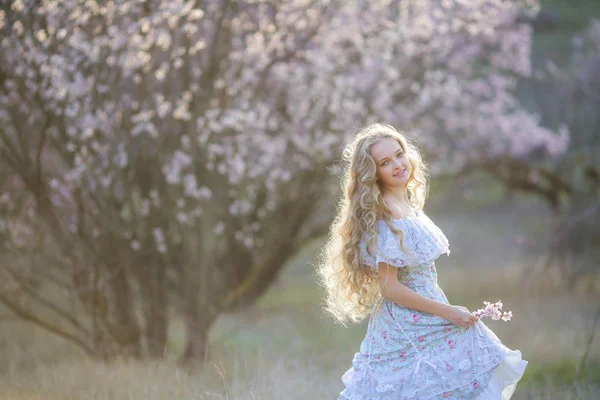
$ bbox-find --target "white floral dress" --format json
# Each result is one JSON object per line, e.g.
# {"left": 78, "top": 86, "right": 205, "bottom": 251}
{"left": 338, "top": 209, "right": 528, "bottom": 400}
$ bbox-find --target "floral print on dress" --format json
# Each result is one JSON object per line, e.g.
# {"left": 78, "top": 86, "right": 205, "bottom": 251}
{"left": 338, "top": 210, "right": 527, "bottom": 399}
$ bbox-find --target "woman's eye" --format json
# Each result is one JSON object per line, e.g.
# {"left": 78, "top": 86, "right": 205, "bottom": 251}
{"left": 382, "top": 161, "right": 388, "bottom": 166}
{"left": 397, "top": 152, "right": 403, "bottom": 157}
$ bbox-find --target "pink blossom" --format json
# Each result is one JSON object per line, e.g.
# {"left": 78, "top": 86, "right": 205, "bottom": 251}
{"left": 473, "top": 300, "right": 514, "bottom": 322}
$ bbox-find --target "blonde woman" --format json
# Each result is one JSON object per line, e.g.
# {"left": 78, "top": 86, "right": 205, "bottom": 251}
{"left": 316, "top": 123, "right": 528, "bottom": 399}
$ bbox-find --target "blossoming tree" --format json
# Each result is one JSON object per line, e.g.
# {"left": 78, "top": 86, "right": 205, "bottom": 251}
{"left": 0, "top": 0, "right": 567, "bottom": 362}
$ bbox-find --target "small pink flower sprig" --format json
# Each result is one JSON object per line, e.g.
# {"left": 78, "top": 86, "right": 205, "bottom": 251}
{"left": 472, "top": 300, "right": 513, "bottom": 321}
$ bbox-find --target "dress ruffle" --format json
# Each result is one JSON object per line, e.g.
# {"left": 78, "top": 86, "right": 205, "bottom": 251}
{"left": 360, "top": 210, "right": 451, "bottom": 270}
{"left": 474, "top": 348, "right": 528, "bottom": 399}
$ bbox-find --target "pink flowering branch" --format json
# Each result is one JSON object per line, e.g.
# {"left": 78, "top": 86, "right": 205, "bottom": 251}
{"left": 472, "top": 300, "right": 513, "bottom": 322}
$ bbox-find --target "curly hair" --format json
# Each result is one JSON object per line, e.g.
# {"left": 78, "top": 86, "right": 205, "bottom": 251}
{"left": 315, "top": 123, "right": 430, "bottom": 325}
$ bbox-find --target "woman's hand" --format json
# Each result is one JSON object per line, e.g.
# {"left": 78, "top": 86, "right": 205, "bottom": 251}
{"left": 443, "top": 305, "right": 479, "bottom": 327}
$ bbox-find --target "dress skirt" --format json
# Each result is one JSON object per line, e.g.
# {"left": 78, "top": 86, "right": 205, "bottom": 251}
{"left": 338, "top": 282, "right": 528, "bottom": 399}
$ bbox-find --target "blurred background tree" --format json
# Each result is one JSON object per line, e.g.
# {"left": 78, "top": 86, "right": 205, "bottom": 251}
{"left": 517, "top": 19, "right": 600, "bottom": 291}
{"left": 0, "top": 0, "right": 596, "bottom": 375}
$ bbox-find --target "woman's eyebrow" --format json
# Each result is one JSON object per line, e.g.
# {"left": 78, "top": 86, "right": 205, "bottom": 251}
{"left": 378, "top": 149, "right": 402, "bottom": 163}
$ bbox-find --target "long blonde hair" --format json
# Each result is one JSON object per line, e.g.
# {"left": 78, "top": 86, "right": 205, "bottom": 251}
{"left": 315, "top": 123, "right": 430, "bottom": 325}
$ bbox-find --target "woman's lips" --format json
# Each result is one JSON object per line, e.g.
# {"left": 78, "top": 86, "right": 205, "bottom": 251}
{"left": 394, "top": 168, "right": 406, "bottom": 177}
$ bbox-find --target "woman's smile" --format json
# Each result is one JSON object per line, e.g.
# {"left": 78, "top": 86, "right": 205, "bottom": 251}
{"left": 393, "top": 168, "right": 406, "bottom": 177}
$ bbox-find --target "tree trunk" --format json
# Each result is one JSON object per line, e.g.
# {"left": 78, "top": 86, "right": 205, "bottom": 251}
{"left": 180, "top": 307, "right": 216, "bottom": 366}
{"left": 92, "top": 324, "right": 118, "bottom": 361}
{"left": 143, "top": 264, "right": 168, "bottom": 358}
{"left": 111, "top": 267, "right": 143, "bottom": 358}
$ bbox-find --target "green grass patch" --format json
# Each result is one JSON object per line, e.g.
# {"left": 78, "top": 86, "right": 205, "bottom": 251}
{"left": 521, "top": 358, "right": 600, "bottom": 386}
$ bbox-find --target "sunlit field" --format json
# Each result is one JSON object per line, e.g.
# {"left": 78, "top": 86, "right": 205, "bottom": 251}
{"left": 1, "top": 191, "right": 598, "bottom": 399}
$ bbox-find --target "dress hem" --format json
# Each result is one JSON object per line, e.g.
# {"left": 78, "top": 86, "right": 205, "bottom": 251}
{"left": 338, "top": 347, "right": 528, "bottom": 400}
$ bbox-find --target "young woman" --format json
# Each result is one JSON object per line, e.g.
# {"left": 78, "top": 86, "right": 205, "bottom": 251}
{"left": 316, "top": 123, "right": 528, "bottom": 399}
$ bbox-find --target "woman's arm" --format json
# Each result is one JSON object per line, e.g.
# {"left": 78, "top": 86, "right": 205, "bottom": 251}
{"left": 376, "top": 262, "right": 453, "bottom": 319}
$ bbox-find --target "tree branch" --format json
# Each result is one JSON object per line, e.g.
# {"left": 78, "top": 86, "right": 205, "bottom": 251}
{"left": 0, "top": 293, "right": 93, "bottom": 355}
{"left": 5, "top": 265, "right": 90, "bottom": 336}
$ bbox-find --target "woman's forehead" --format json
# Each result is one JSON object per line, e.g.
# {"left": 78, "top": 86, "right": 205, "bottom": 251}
{"left": 370, "top": 138, "right": 402, "bottom": 161}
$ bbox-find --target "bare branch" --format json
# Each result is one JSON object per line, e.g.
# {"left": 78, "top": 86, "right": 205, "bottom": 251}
{"left": 0, "top": 293, "right": 93, "bottom": 355}
{"left": 4, "top": 265, "right": 90, "bottom": 336}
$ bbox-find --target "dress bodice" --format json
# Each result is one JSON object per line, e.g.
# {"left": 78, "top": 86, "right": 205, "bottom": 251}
{"left": 359, "top": 209, "right": 450, "bottom": 286}
{"left": 397, "top": 260, "right": 439, "bottom": 289}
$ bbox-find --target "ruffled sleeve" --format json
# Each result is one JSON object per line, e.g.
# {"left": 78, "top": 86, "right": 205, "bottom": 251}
{"left": 359, "top": 210, "right": 450, "bottom": 270}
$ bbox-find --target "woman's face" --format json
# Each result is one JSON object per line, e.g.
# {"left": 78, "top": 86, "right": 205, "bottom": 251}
{"left": 370, "top": 137, "right": 412, "bottom": 189}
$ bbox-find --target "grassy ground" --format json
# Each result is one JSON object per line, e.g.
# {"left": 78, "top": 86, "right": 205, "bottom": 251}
{"left": 0, "top": 188, "right": 598, "bottom": 399}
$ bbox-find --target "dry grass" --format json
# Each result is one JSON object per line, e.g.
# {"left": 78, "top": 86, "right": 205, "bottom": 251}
{"left": 0, "top": 354, "right": 342, "bottom": 399}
